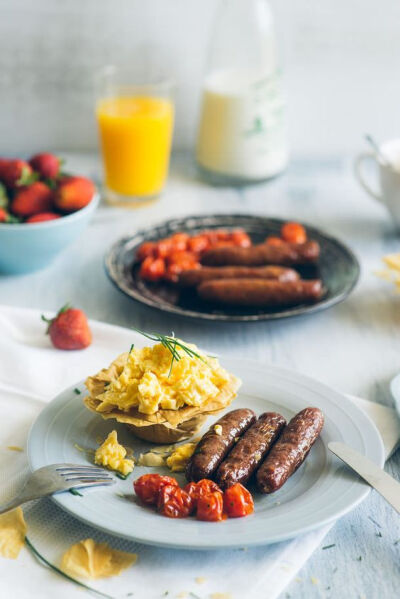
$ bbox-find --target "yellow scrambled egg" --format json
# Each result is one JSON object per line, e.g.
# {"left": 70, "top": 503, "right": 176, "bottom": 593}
{"left": 166, "top": 442, "right": 197, "bottom": 472}
{"left": 0, "top": 508, "right": 27, "bottom": 559}
{"left": 61, "top": 538, "right": 137, "bottom": 579}
{"left": 95, "top": 431, "right": 134, "bottom": 476}
{"left": 95, "top": 341, "right": 231, "bottom": 415}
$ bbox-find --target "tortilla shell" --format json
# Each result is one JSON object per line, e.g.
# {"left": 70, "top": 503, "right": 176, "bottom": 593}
{"left": 84, "top": 354, "right": 241, "bottom": 444}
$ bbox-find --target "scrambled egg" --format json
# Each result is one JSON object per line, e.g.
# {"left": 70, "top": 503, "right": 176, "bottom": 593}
{"left": 166, "top": 442, "right": 197, "bottom": 472}
{"left": 94, "top": 341, "right": 231, "bottom": 415}
{"left": 376, "top": 253, "right": 400, "bottom": 290}
{"left": 61, "top": 538, "right": 137, "bottom": 579}
{"left": 95, "top": 431, "right": 134, "bottom": 476}
{"left": 0, "top": 508, "right": 27, "bottom": 559}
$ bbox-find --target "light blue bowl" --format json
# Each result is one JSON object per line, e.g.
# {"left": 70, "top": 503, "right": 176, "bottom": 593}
{"left": 0, "top": 192, "right": 100, "bottom": 274}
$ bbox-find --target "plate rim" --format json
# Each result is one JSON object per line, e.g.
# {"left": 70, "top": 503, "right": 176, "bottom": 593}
{"left": 104, "top": 213, "right": 360, "bottom": 323}
{"left": 27, "top": 358, "right": 384, "bottom": 550}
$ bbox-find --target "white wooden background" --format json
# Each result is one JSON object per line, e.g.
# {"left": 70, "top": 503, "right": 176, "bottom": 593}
{"left": 1, "top": 0, "right": 400, "bottom": 155}
{"left": 0, "top": 152, "right": 399, "bottom": 598}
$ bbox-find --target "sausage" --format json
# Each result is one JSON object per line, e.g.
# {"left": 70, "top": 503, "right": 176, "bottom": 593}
{"left": 197, "top": 279, "right": 323, "bottom": 307}
{"left": 201, "top": 241, "right": 320, "bottom": 267}
{"left": 256, "top": 407, "right": 324, "bottom": 494}
{"left": 186, "top": 408, "right": 256, "bottom": 482}
{"left": 178, "top": 266, "right": 300, "bottom": 287}
{"left": 215, "top": 412, "right": 286, "bottom": 489}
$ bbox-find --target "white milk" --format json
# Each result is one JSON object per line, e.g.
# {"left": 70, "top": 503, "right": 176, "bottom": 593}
{"left": 196, "top": 67, "right": 288, "bottom": 182}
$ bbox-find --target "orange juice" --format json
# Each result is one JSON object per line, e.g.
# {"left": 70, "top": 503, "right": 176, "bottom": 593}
{"left": 96, "top": 96, "right": 174, "bottom": 198}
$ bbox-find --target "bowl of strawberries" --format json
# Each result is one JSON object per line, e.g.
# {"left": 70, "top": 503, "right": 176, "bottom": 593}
{"left": 0, "top": 153, "right": 99, "bottom": 274}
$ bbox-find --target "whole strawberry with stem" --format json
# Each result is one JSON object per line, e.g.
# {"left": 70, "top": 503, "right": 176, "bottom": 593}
{"left": 42, "top": 304, "right": 92, "bottom": 350}
{"left": 29, "top": 152, "right": 61, "bottom": 180}
{"left": 0, "top": 159, "right": 37, "bottom": 188}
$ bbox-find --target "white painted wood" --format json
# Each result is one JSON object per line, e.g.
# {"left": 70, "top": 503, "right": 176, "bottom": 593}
{"left": 1, "top": 0, "right": 400, "bottom": 155}
{"left": 0, "top": 152, "right": 399, "bottom": 598}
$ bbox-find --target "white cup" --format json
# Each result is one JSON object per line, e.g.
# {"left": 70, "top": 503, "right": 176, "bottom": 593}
{"left": 355, "top": 139, "right": 400, "bottom": 227}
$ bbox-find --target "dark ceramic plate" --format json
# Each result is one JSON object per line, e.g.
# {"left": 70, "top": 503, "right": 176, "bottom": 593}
{"left": 104, "top": 214, "right": 360, "bottom": 323}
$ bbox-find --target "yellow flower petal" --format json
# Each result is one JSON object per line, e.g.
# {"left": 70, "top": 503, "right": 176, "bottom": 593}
{"left": 61, "top": 538, "right": 137, "bottom": 579}
{"left": 0, "top": 507, "right": 27, "bottom": 559}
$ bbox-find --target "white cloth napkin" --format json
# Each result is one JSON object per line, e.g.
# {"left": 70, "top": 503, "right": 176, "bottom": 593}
{"left": 0, "top": 304, "right": 398, "bottom": 599}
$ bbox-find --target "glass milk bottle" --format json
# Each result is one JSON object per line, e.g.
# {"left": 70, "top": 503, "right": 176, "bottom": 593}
{"left": 196, "top": 0, "right": 288, "bottom": 184}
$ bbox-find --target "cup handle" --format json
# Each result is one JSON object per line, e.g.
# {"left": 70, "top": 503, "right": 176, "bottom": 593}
{"left": 354, "top": 152, "right": 383, "bottom": 202}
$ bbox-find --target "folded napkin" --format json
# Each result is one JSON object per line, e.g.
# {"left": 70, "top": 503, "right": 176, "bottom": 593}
{"left": 0, "top": 305, "right": 398, "bottom": 599}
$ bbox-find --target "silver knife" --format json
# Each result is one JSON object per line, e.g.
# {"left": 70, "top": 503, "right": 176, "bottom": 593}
{"left": 328, "top": 441, "right": 400, "bottom": 514}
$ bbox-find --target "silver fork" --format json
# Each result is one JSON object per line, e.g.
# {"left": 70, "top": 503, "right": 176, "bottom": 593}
{"left": 0, "top": 463, "right": 115, "bottom": 514}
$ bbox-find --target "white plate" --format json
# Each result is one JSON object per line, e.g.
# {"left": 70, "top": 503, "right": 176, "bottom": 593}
{"left": 390, "top": 372, "right": 400, "bottom": 417}
{"left": 27, "top": 359, "right": 385, "bottom": 550}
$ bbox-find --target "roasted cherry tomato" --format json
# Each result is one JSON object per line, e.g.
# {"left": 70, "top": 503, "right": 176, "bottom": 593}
{"left": 223, "top": 483, "right": 254, "bottom": 518}
{"left": 196, "top": 491, "right": 224, "bottom": 522}
{"left": 184, "top": 479, "right": 222, "bottom": 508}
{"left": 231, "top": 230, "right": 251, "bottom": 248}
{"left": 134, "top": 474, "right": 178, "bottom": 506}
{"left": 280, "top": 222, "right": 307, "bottom": 244}
{"left": 139, "top": 256, "right": 166, "bottom": 281}
{"left": 170, "top": 232, "right": 190, "bottom": 251}
{"left": 136, "top": 241, "right": 156, "bottom": 262}
{"left": 265, "top": 236, "right": 285, "bottom": 246}
{"left": 188, "top": 235, "right": 210, "bottom": 254}
{"left": 157, "top": 484, "right": 194, "bottom": 518}
{"left": 156, "top": 238, "right": 173, "bottom": 258}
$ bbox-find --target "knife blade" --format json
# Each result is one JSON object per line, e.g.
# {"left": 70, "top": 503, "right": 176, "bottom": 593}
{"left": 328, "top": 441, "right": 400, "bottom": 514}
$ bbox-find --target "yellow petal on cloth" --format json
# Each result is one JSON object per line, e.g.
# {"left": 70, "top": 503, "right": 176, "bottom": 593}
{"left": 0, "top": 507, "right": 27, "bottom": 559}
{"left": 61, "top": 538, "right": 137, "bottom": 579}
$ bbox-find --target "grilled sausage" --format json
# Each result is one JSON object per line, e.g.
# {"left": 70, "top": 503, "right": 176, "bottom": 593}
{"left": 201, "top": 241, "right": 320, "bottom": 267}
{"left": 256, "top": 407, "right": 324, "bottom": 494}
{"left": 215, "top": 412, "right": 286, "bottom": 489}
{"left": 198, "top": 279, "right": 323, "bottom": 307}
{"left": 186, "top": 408, "right": 256, "bottom": 482}
{"left": 178, "top": 266, "right": 300, "bottom": 287}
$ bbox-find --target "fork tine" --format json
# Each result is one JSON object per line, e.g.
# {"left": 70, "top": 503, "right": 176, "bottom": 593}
{"left": 64, "top": 475, "right": 113, "bottom": 482}
{"left": 72, "top": 480, "right": 115, "bottom": 488}
{"left": 56, "top": 466, "right": 104, "bottom": 472}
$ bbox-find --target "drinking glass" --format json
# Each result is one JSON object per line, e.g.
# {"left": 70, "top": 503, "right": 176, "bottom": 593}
{"left": 96, "top": 66, "right": 174, "bottom": 206}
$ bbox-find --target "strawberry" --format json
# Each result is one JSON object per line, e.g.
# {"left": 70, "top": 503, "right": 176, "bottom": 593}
{"left": 11, "top": 182, "right": 53, "bottom": 217}
{"left": 42, "top": 304, "right": 92, "bottom": 350}
{"left": 0, "top": 159, "right": 37, "bottom": 188}
{"left": 29, "top": 152, "right": 61, "bottom": 180}
{"left": 26, "top": 212, "right": 61, "bottom": 224}
{"left": 54, "top": 176, "right": 95, "bottom": 212}
{"left": 0, "top": 207, "right": 8, "bottom": 222}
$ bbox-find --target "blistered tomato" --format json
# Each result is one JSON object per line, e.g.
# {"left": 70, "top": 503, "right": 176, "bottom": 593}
{"left": 265, "top": 236, "right": 285, "bottom": 246}
{"left": 139, "top": 256, "right": 166, "bottom": 281}
{"left": 196, "top": 491, "right": 224, "bottom": 522}
{"left": 231, "top": 230, "right": 251, "bottom": 247}
{"left": 156, "top": 238, "right": 173, "bottom": 258}
{"left": 188, "top": 235, "right": 210, "bottom": 254}
{"left": 136, "top": 241, "right": 156, "bottom": 261}
{"left": 184, "top": 479, "right": 222, "bottom": 508}
{"left": 281, "top": 222, "right": 307, "bottom": 244}
{"left": 223, "top": 483, "right": 254, "bottom": 518}
{"left": 134, "top": 474, "right": 178, "bottom": 506}
{"left": 157, "top": 484, "right": 194, "bottom": 518}
{"left": 170, "top": 232, "right": 190, "bottom": 251}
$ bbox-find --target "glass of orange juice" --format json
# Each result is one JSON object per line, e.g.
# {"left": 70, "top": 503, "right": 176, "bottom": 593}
{"left": 96, "top": 66, "right": 174, "bottom": 206}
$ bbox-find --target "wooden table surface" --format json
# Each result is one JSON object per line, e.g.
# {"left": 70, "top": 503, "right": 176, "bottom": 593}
{"left": 1, "top": 152, "right": 399, "bottom": 598}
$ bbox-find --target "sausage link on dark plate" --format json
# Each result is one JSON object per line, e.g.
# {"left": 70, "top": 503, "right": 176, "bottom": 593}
{"left": 186, "top": 408, "right": 256, "bottom": 482}
{"left": 201, "top": 241, "right": 320, "bottom": 267}
{"left": 216, "top": 412, "right": 286, "bottom": 489}
{"left": 178, "top": 265, "right": 300, "bottom": 287}
{"left": 198, "top": 279, "right": 323, "bottom": 308}
{"left": 256, "top": 407, "right": 324, "bottom": 494}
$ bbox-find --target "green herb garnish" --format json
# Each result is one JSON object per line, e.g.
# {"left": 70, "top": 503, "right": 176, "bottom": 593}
{"left": 25, "top": 536, "right": 115, "bottom": 599}
{"left": 69, "top": 488, "right": 83, "bottom": 497}
{"left": 376, "top": 531, "right": 382, "bottom": 538}
{"left": 74, "top": 388, "right": 81, "bottom": 395}
{"left": 322, "top": 544, "right": 335, "bottom": 550}
{"left": 116, "top": 472, "right": 131, "bottom": 480}
{"left": 356, "top": 556, "right": 362, "bottom": 561}
{"left": 132, "top": 329, "right": 209, "bottom": 376}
